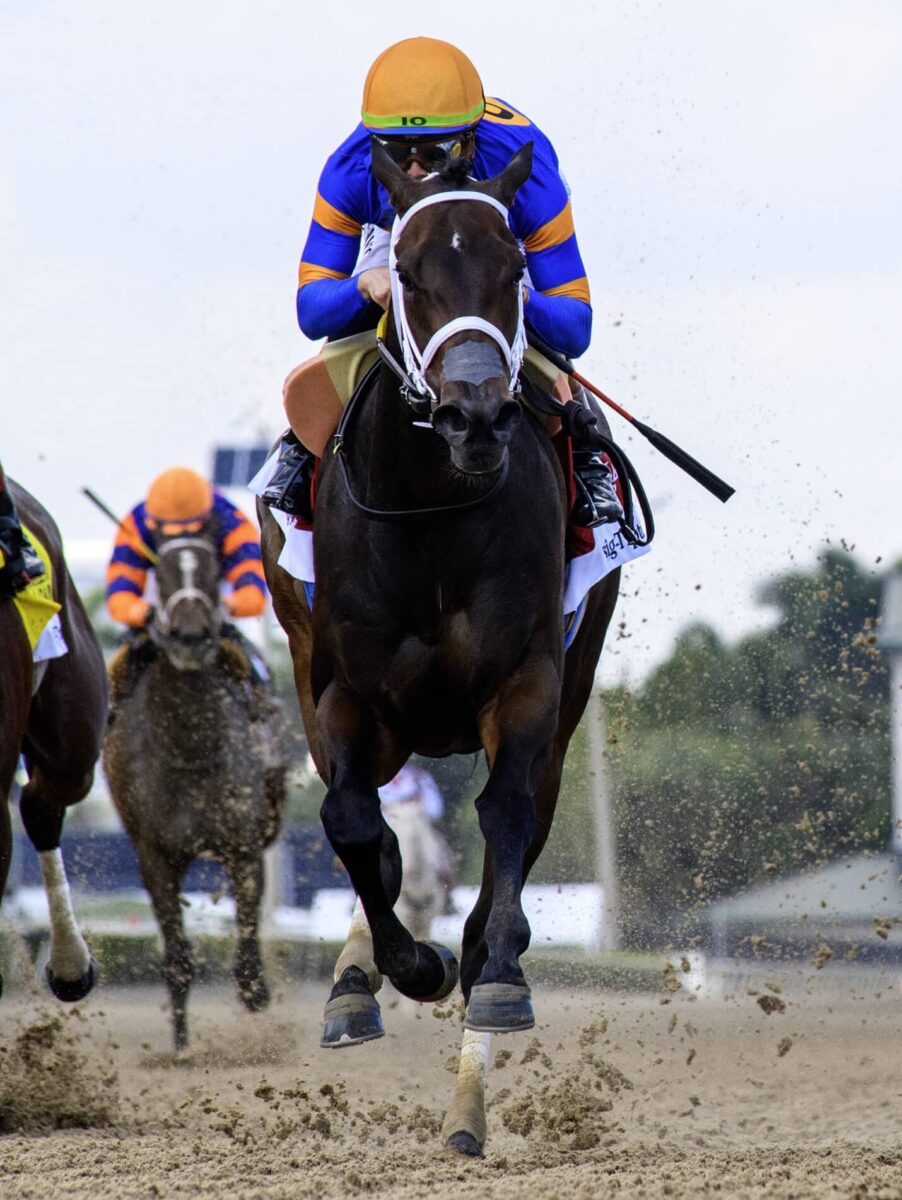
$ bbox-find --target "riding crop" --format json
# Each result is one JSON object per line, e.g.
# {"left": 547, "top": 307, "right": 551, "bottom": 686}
{"left": 81, "top": 486, "right": 160, "bottom": 565}
{"left": 526, "top": 331, "right": 735, "bottom": 503}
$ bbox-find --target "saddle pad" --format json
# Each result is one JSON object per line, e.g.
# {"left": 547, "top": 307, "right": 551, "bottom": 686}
{"left": 1, "top": 524, "right": 68, "bottom": 660}
{"left": 248, "top": 453, "right": 650, "bottom": 621}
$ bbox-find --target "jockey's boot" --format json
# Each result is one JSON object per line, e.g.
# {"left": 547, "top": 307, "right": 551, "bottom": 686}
{"left": 0, "top": 479, "right": 45, "bottom": 597}
{"left": 261, "top": 430, "right": 316, "bottom": 523}
{"left": 569, "top": 385, "right": 625, "bottom": 528}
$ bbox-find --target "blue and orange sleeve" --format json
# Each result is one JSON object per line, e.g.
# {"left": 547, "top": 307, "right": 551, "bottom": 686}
{"left": 105, "top": 508, "right": 154, "bottom": 626}
{"left": 216, "top": 496, "right": 268, "bottom": 618}
{"left": 296, "top": 158, "right": 371, "bottom": 340}
{"left": 495, "top": 117, "right": 592, "bottom": 358}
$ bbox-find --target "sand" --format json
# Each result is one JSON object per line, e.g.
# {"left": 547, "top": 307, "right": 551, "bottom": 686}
{"left": 2, "top": 967, "right": 902, "bottom": 1199}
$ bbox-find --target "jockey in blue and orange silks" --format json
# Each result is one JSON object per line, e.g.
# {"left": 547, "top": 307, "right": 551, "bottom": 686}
{"left": 262, "top": 37, "right": 623, "bottom": 530}
{"left": 106, "top": 467, "right": 267, "bottom": 629}
{"left": 105, "top": 467, "right": 274, "bottom": 717}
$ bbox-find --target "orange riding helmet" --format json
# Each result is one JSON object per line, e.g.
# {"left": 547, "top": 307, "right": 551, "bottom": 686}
{"left": 145, "top": 467, "right": 213, "bottom": 534}
{"left": 361, "top": 37, "right": 486, "bottom": 137}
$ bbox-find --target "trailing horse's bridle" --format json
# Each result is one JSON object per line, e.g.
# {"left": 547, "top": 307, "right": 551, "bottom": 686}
{"left": 152, "top": 535, "right": 222, "bottom": 639}
{"left": 380, "top": 189, "right": 527, "bottom": 413}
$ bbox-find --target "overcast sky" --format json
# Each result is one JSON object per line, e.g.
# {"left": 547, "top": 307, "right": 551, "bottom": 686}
{"left": 2, "top": 0, "right": 899, "bottom": 682}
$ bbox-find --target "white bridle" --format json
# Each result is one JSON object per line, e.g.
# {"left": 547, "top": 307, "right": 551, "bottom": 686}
{"left": 388, "top": 190, "right": 527, "bottom": 403}
{"left": 154, "top": 536, "right": 221, "bottom": 635}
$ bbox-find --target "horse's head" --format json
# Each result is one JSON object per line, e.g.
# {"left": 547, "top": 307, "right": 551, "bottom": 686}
{"left": 373, "top": 142, "right": 534, "bottom": 475}
{"left": 150, "top": 529, "right": 223, "bottom": 670}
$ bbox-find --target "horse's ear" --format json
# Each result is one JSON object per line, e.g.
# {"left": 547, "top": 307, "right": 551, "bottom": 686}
{"left": 480, "top": 142, "right": 534, "bottom": 208}
{"left": 370, "top": 139, "right": 420, "bottom": 216}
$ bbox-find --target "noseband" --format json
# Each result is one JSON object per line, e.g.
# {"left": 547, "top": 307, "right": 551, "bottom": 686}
{"left": 385, "top": 190, "right": 527, "bottom": 410}
{"left": 153, "top": 536, "right": 221, "bottom": 637}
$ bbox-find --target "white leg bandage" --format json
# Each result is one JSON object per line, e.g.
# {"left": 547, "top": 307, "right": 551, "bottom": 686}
{"left": 39, "top": 848, "right": 90, "bottom": 981}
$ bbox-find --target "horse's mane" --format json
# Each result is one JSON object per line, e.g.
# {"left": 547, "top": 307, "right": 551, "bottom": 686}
{"left": 437, "top": 158, "right": 474, "bottom": 188}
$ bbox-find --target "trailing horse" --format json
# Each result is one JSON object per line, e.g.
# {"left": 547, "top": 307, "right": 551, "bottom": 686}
{"left": 0, "top": 469, "right": 107, "bottom": 1002}
{"left": 260, "top": 143, "right": 620, "bottom": 1153}
{"left": 103, "top": 526, "right": 287, "bottom": 1050}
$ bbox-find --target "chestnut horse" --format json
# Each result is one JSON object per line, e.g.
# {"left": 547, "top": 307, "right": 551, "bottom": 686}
{"left": 260, "top": 144, "right": 619, "bottom": 1153}
{"left": 0, "top": 471, "right": 107, "bottom": 1001}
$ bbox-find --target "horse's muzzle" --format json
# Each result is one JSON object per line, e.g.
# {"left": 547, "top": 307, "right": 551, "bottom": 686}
{"left": 432, "top": 395, "right": 521, "bottom": 475}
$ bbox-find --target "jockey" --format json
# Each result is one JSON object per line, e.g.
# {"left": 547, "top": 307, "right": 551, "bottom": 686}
{"left": 0, "top": 467, "right": 45, "bottom": 599}
{"left": 105, "top": 467, "right": 267, "bottom": 627}
{"left": 105, "top": 467, "right": 272, "bottom": 714}
{"left": 263, "top": 36, "right": 623, "bottom": 530}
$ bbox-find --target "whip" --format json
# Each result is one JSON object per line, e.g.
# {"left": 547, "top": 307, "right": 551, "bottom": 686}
{"left": 81, "top": 487, "right": 160, "bottom": 565}
{"left": 527, "top": 331, "right": 735, "bottom": 503}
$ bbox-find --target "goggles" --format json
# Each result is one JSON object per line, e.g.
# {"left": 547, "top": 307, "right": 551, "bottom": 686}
{"left": 146, "top": 515, "right": 210, "bottom": 536}
{"left": 373, "top": 128, "right": 476, "bottom": 172}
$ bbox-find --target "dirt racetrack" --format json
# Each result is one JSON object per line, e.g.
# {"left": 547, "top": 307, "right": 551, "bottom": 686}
{"left": 2, "top": 967, "right": 902, "bottom": 1199}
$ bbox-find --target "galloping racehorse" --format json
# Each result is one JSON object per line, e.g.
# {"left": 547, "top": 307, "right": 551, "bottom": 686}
{"left": 103, "top": 526, "right": 286, "bottom": 1050}
{"left": 0, "top": 470, "right": 107, "bottom": 1002}
{"left": 260, "top": 144, "right": 620, "bottom": 1153}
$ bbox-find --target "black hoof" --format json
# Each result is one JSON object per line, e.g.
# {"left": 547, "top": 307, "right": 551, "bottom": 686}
{"left": 46, "top": 955, "right": 99, "bottom": 1003}
{"left": 395, "top": 941, "right": 459, "bottom": 1004}
{"left": 464, "top": 981, "right": 533, "bottom": 1033}
{"left": 321, "top": 967, "right": 384, "bottom": 1048}
{"left": 445, "top": 1130, "right": 484, "bottom": 1157}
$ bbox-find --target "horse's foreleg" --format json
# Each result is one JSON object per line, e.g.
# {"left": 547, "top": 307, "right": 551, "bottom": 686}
{"left": 230, "top": 855, "right": 270, "bottom": 1013}
{"left": 141, "top": 857, "right": 194, "bottom": 1051}
{"left": 465, "top": 659, "right": 559, "bottom": 1033}
{"left": 19, "top": 769, "right": 97, "bottom": 1001}
{"left": 318, "top": 683, "right": 457, "bottom": 1028}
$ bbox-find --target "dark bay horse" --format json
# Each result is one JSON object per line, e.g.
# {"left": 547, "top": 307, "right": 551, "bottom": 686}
{"left": 260, "top": 143, "right": 619, "bottom": 1153}
{"left": 0, "top": 470, "right": 107, "bottom": 1001}
{"left": 103, "top": 526, "right": 287, "bottom": 1049}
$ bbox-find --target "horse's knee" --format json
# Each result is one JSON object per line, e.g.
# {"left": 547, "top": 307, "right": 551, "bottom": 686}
{"left": 475, "top": 789, "right": 536, "bottom": 860}
{"left": 320, "top": 786, "right": 382, "bottom": 849}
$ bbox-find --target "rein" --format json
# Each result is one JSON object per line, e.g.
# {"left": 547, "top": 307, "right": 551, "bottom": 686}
{"left": 331, "top": 363, "right": 510, "bottom": 521}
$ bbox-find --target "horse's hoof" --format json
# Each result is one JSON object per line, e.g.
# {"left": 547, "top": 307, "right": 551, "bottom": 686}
{"left": 464, "top": 982, "right": 533, "bottom": 1033}
{"left": 395, "top": 941, "right": 459, "bottom": 1004}
{"left": 445, "top": 1130, "right": 485, "bottom": 1157}
{"left": 46, "top": 955, "right": 99, "bottom": 1003}
{"left": 321, "top": 990, "right": 384, "bottom": 1048}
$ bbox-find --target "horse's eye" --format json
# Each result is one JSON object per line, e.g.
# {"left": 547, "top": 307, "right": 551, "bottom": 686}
{"left": 396, "top": 266, "right": 415, "bottom": 292}
{"left": 514, "top": 261, "right": 526, "bottom": 284}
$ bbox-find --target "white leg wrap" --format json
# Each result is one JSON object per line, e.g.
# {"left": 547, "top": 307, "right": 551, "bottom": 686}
{"left": 39, "top": 848, "right": 90, "bottom": 981}
{"left": 333, "top": 896, "right": 382, "bottom": 993}
{"left": 441, "top": 1029, "right": 492, "bottom": 1148}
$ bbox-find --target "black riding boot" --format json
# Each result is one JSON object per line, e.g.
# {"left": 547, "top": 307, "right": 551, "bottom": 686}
{"left": 570, "top": 389, "right": 625, "bottom": 528}
{"left": 0, "top": 478, "right": 45, "bottom": 597}
{"left": 260, "top": 430, "right": 316, "bottom": 522}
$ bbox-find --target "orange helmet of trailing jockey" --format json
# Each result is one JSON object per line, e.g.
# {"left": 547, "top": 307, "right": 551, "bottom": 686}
{"left": 361, "top": 37, "right": 486, "bottom": 137}
{"left": 145, "top": 467, "right": 213, "bottom": 535}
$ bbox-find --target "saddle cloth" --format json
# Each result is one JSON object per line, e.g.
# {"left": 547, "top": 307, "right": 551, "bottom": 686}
{"left": 0, "top": 524, "right": 68, "bottom": 663}
{"left": 249, "top": 451, "right": 649, "bottom": 621}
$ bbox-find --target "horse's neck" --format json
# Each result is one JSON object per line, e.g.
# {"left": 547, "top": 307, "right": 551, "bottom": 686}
{"left": 357, "top": 365, "right": 448, "bottom": 509}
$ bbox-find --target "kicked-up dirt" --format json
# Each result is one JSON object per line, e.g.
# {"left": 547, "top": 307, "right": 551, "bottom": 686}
{"left": 1, "top": 967, "right": 902, "bottom": 1198}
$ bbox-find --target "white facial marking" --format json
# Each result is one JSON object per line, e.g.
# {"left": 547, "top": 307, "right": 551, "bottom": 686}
{"left": 179, "top": 547, "right": 198, "bottom": 591}
{"left": 451, "top": 231, "right": 462, "bottom": 251}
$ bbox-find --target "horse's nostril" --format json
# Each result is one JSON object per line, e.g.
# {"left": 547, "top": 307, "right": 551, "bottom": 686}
{"left": 492, "top": 401, "right": 521, "bottom": 440}
{"left": 432, "top": 405, "right": 469, "bottom": 438}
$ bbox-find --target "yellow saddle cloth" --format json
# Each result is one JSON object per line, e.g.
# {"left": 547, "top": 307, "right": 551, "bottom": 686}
{"left": 0, "top": 523, "right": 61, "bottom": 651}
